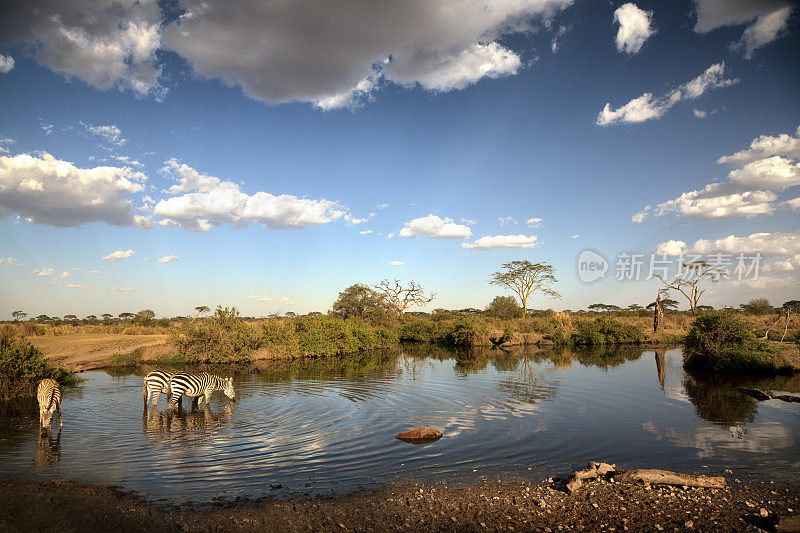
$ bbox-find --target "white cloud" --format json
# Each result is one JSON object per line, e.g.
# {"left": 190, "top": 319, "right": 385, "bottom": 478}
{"left": 0, "top": 152, "right": 146, "bottom": 227}
{"left": 154, "top": 159, "right": 345, "bottom": 232}
{"left": 0, "top": 257, "right": 22, "bottom": 266}
{"left": 160, "top": 0, "right": 571, "bottom": 109}
{"left": 461, "top": 234, "right": 539, "bottom": 250}
{"left": 636, "top": 126, "right": 800, "bottom": 221}
{"left": 597, "top": 63, "right": 738, "bottom": 126}
{"left": 245, "top": 293, "right": 294, "bottom": 304}
{"left": 654, "top": 240, "right": 687, "bottom": 256}
{"left": 551, "top": 25, "right": 569, "bottom": 53}
{"left": 33, "top": 267, "right": 54, "bottom": 276}
{"left": 0, "top": 0, "right": 163, "bottom": 95}
{"left": 526, "top": 217, "right": 543, "bottom": 228}
{"left": 376, "top": 203, "right": 389, "bottom": 210}
{"left": 59, "top": 271, "right": 70, "bottom": 279}
{"left": 102, "top": 249, "right": 134, "bottom": 261}
{"left": 114, "top": 286, "right": 135, "bottom": 292}
{"left": 499, "top": 216, "right": 518, "bottom": 226}
{"left": 387, "top": 261, "right": 405, "bottom": 266}
{"left": 66, "top": 283, "right": 85, "bottom": 289}
{"left": 398, "top": 215, "right": 472, "bottom": 239}
{"left": 460, "top": 217, "right": 477, "bottom": 225}
{"left": 82, "top": 123, "right": 126, "bottom": 145}
{"left": 693, "top": 0, "right": 793, "bottom": 58}
{"left": 157, "top": 255, "right": 178, "bottom": 264}
{"left": 571, "top": 234, "right": 580, "bottom": 239}
{"left": 0, "top": 137, "right": 14, "bottom": 154}
{"left": 0, "top": 54, "right": 14, "bottom": 74}
{"left": 359, "top": 230, "right": 373, "bottom": 235}
{"left": 613, "top": 3, "right": 656, "bottom": 54}
{"left": 766, "top": 254, "right": 800, "bottom": 271}
{"left": 717, "top": 126, "right": 800, "bottom": 167}
{"left": 687, "top": 230, "right": 800, "bottom": 256}
{"left": 632, "top": 205, "right": 651, "bottom": 223}
{"left": 41, "top": 124, "right": 53, "bottom": 135}
{"left": 693, "top": 109, "right": 708, "bottom": 119}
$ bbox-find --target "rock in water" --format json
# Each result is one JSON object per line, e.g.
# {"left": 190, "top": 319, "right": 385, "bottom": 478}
{"left": 395, "top": 427, "right": 443, "bottom": 444}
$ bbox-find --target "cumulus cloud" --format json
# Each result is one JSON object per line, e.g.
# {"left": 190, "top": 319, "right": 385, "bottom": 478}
{"left": 157, "top": 255, "right": 178, "bottom": 264}
{"left": 461, "top": 234, "right": 539, "bottom": 250}
{"left": 693, "top": 109, "right": 708, "bottom": 119}
{"left": 0, "top": 54, "right": 14, "bottom": 74}
{"left": 82, "top": 123, "right": 126, "bottom": 146}
{"left": 654, "top": 240, "right": 688, "bottom": 256}
{"left": 102, "top": 249, "right": 134, "bottom": 261}
{"left": 398, "top": 215, "right": 472, "bottom": 239}
{"left": 387, "top": 261, "right": 405, "bottom": 266}
{"left": 634, "top": 126, "right": 800, "bottom": 221}
{"left": 160, "top": 0, "right": 571, "bottom": 109}
{"left": 154, "top": 159, "right": 345, "bottom": 232}
{"left": 0, "top": 152, "right": 146, "bottom": 227}
{"left": 767, "top": 254, "right": 800, "bottom": 271}
{"left": 613, "top": 3, "right": 656, "bottom": 54}
{"left": 693, "top": 0, "right": 793, "bottom": 58}
{"left": 0, "top": 0, "right": 163, "bottom": 95}
{"left": 526, "top": 217, "right": 543, "bottom": 228}
{"left": 0, "top": 257, "right": 22, "bottom": 266}
{"left": 686, "top": 230, "right": 800, "bottom": 256}
{"left": 33, "top": 267, "right": 54, "bottom": 276}
{"left": 717, "top": 126, "right": 800, "bottom": 167}
{"left": 0, "top": 137, "right": 14, "bottom": 154}
{"left": 597, "top": 63, "right": 738, "bottom": 126}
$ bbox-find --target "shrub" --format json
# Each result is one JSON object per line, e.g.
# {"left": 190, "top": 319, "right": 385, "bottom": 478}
{"left": 0, "top": 327, "right": 76, "bottom": 399}
{"left": 444, "top": 317, "right": 489, "bottom": 347}
{"left": 172, "top": 306, "right": 259, "bottom": 363}
{"left": 683, "top": 311, "right": 788, "bottom": 374}
{"left": 571, "top": 317, "right": 645, "bottom": 345}
{"left": 260, "top": 315, "right": 397, "bottom": 357}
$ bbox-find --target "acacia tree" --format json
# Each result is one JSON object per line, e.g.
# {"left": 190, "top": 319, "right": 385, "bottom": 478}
{"left": 588, "top": 303, "right": 621, "bottom": 312}
{"left": 489, "top": 261, "right": 560, "bottom": 318}
{"left": 193, "top": 306, "right": 210, "bottom": 321}
{"left": 11, "top": 310, "right": 26, "bottom": 321}
{"left": 373, "top": 279, "right": 436, "bottom": 317}
{"left": 655, "top": 260, "right": 721, "bottom": 315}
{"left": 332, "top": 283, "right": 387, "bottom": 319}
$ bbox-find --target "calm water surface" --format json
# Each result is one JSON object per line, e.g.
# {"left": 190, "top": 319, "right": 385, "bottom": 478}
{"left": 1, "top": 346, "right": 798, "bottom": 502}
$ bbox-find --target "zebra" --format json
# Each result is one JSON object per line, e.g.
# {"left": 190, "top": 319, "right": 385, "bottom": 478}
{"left": 142, "top": 370, "right": 174, "bottom": 407}
{"left": 37, "top": 378, "right": 62, "bottom": 430}
{"left": 168, "top": 372, "right": 235, "bottom": 410}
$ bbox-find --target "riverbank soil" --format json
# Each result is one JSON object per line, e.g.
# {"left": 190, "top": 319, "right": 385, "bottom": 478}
{"left": 1, "top": 476, "right": 798, "bottom": 532}
{"left": 28, "top": 334, "right": 170, "bottom": 370}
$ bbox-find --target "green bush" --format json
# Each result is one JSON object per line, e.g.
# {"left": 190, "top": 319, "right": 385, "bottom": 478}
{"left": 260, "top": 315, "right": 397, "bottom": 357}
{"left": 443, "top": 317, "right": 489, "bottom": 347}
{"left": 172, "top": 306, "right": 259, "bottom": 363}
{"left": 571, "top": 317, "right": 645, "bottom": 345}
{"left": 683, "top": 311, "right": 787, "bottom": 374}
{"left": 0, "top": 327, "right": 76, "bottom": 399}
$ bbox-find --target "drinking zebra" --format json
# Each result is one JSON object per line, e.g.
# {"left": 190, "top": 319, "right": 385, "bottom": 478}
{"left": 168, "top": 372, "right": 235, "bottom": 410}
{"left": 143, "top": 370, "right": 174, "bottom": 407}
{"left": 37, "top": 378, "right": 62, "bottom": 429}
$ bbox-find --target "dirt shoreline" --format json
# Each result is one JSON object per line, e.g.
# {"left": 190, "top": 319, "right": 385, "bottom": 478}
{"left": 1, "top": 475, "right": 798, "bottom": 532}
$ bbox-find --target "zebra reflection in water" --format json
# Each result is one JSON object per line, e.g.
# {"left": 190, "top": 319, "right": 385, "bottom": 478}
{"left": 35, "top": 427, "right": 61, "bottom": 467}
{"left": 142, "top": 401, "right": 234, "bottom": 445}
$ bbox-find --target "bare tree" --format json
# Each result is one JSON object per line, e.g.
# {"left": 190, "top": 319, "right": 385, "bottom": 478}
{"left": 489, "top": 261, "right": 560, "bottom": 318}
{"left": 373, "top": 279, "right": 436, "bottom": 316}
{"left": 655, "top": 260, "right": 720, "bottom": 316}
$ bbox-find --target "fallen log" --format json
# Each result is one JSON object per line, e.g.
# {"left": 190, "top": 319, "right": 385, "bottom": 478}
{"left": 737, "top": 387, "right": 772, "bottom": 401}
{"left": 565, "top": 462, "right": 726, "bottom": 493}
{"left": 565, "top": 461, "right": 615, "bottom": 493}
{"left": 773, "top": 394, "right": 800, "bottom": 403}
{"left": 616, "top": 469, "right": 726, "bottom": 489}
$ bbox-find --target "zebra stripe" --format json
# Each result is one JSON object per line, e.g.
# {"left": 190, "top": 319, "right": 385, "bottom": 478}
{"left": 168, "top": 372, "right": 235, "bottom": 410}
{"left": 37, "top": 378, "right": 62, "bottom": 429}
{"left": 143, "top": 370, "right": 173, "bottom": 407}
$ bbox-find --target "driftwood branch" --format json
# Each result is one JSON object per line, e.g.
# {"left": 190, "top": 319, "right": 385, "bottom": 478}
{"left": 738, "top": 387, "right": 800, "bottom": 403}
{"left": 565, "top": 461, "right": 615, "bottom": 493}
{"left": 565, "top": 461, "right": 726, "bottom": 493}
{"left": 616, "top": 469, "right": 726, "bottom": 489}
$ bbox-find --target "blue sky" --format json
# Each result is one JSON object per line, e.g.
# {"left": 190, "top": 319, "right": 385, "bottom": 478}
{"left": 0, "top": 0, "right": 798, "bottom": 318}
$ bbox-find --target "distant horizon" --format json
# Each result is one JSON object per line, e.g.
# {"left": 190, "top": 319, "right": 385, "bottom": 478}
{"left": 1, "top": 1, "right": 798, "bottom": 320}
